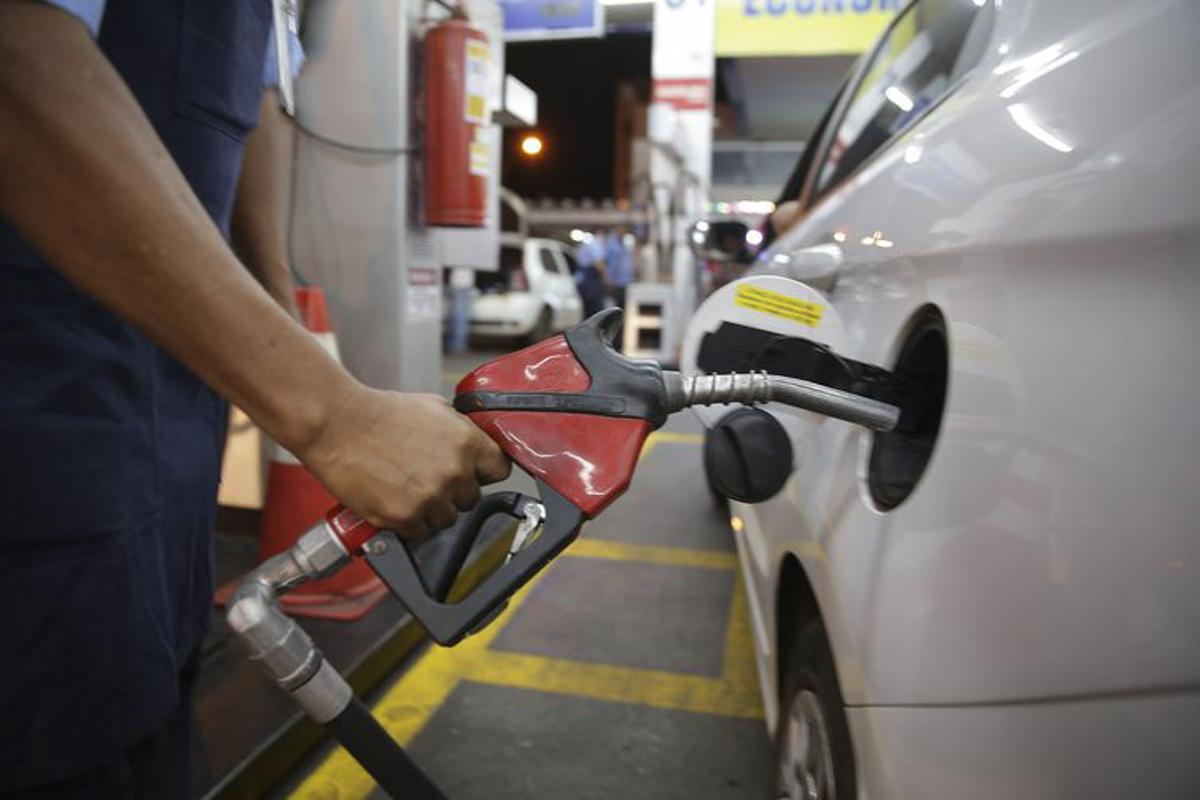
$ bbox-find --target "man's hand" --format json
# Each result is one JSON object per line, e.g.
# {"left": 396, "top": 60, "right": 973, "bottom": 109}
{"left": 300, "top": 388, "right": 511, "bottom": 538}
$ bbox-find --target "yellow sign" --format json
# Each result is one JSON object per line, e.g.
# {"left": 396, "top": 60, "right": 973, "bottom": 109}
{"left": 716, "top": 0, "right": 899, "bottom": 58}
{"left": 734, "top": 284, "right": 825, "bottom": 327}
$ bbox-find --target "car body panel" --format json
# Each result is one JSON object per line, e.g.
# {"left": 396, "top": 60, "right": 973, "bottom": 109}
{"left": 848, "top": 692, "right": 1200, "bottom": 800}
{"left": 727, "top": 0, "right": 1200, "bottom": 790}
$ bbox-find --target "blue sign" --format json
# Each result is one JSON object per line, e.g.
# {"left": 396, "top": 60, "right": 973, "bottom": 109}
{"left": 499, "top": 0, "right": 605, "bottom": 41}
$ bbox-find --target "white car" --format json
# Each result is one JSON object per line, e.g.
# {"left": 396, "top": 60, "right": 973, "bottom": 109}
{"left": 470, "top": 236, "right": 583, "bottom": 344}
{"left": 698, "top": 1, "right": 1200, "bottom": 798}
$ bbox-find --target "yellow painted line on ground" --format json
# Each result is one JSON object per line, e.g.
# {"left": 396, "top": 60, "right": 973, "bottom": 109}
{"left": 467, "top": 651, "right": 764, "bottom": 720}
{"left": 291, "top": 547, "right": 760, "bottom": 799}
{"left": 721, "top": 570, "right": 761, "bottom": 694}
{"left": 566, "top": 537, "right": 738, "bottom": 571}
{"left": 290, "top": 574, "right": 549, "bottom": 800}
{"left": 639, "top": 430, "right": 704, "bottom": 461}
{"left": 291, "top": 429, "right": 751, "bottom": 800}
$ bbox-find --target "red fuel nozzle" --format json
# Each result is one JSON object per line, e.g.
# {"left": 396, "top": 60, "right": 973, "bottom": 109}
{"left": 324, "top": 505, "right": 379, "bottom": 554}
{"left": 316, "top": 309, "right": 900, "bottom": 646}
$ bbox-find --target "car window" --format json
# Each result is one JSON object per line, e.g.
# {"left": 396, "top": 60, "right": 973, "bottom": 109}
{"left": 539, "top": 247, "right": 562, "bottom": 275}
{"left": 562, "top": 249, "right": 580, "bottom": 275}
{"left": 476, "top": 245, "right": 525, "bottom": 292}
{"left": 761, "top": 79, "right": 847, "bottom": 250}
{"left": 813, "top": 0, "right": 995, "bottom": 200}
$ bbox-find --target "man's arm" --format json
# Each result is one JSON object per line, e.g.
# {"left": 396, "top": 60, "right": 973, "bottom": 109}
{"left": 0, "top": 2, "right": 508, "bottom": 534}
{"left": 231, "top": 90, "right": 300, "bottom": 318}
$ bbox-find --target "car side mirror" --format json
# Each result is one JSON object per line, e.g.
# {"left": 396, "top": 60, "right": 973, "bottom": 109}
{"left": 689, "top": 217, "right": 759, "bottom": 266}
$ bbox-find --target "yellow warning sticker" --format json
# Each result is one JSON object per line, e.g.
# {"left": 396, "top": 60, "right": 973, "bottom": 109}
{"left": 734, "top": 284, "right": 824, "bottom": 327}
{"left": 464, "top": 41, "right": 489, "bottom": 125}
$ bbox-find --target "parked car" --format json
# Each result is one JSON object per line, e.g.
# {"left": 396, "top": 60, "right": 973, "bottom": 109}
{"left": 698, "top": 1, "right": 1200, "bottom": 797}
{"left": 471, "top": 236, "right": 583, "bottom": 344}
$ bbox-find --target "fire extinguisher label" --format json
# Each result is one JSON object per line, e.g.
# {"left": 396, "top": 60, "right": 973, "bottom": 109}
{"left": 464, "top": 40, "right": 490, "bottom": 125}
{"left": 469, "top": 127, "right": 490, "bottom": 177}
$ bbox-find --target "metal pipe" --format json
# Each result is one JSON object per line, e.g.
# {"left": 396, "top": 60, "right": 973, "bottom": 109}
{"left": 663, "top": 371, "right": 900, "bottom": 432}
{"left": 226, "top": 522, "right": 447, "bottom": 797}
{"left": 226, "top": 522, "right": 355, "bottom": 720}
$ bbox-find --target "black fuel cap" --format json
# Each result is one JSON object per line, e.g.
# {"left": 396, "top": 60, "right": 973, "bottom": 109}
{"left": 703, "top": 407, "right": 794, "bottom": 504}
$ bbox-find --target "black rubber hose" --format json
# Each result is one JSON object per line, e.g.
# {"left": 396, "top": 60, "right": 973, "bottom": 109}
{"left": 323, "top": 697, "right": 448, "bottom": 799}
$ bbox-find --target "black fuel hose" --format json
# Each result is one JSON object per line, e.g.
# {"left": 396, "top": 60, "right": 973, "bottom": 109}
{"left": 324, "top": 696, "right": 448, "bottom": 799}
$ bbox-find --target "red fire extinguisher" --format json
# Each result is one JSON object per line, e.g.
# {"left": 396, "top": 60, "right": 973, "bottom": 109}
{"left": 424, "top": 16, "right": 489, "bottom": 227}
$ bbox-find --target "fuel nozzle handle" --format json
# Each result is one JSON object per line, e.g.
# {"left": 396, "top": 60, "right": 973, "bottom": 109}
{"left": 662, "top": 370, "right": 901, "bottom": 432}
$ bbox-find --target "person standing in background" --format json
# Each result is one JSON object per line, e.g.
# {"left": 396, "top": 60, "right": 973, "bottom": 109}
{"left": 574, "top": 231, "right": 607, "bottom": 319}
{"left": 603, "top": 226, "right": 634, "bottom": 312}
{"left": 445, "top": 266, "right": 475, "bottom": 354}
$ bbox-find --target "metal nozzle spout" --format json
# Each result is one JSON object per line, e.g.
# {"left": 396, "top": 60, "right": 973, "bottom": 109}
{"left": 663, "top": 370, "right": 900, "bottom": 432}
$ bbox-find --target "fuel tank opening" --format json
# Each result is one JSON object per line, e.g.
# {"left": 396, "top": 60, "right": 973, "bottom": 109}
{"left": 868, "top": 305, "right": 949, "bottom": 510}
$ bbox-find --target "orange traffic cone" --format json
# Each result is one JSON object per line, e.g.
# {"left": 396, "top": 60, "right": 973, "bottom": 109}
{"left": 215, "top": 286, "right": 388, "bottom": 620}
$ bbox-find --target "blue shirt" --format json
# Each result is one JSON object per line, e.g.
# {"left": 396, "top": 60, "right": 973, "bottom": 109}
{"left": 44, "top": 0, "right": 304, "bottom": 86}
{"left": 575, "top": 237, "right": 603, "bottom": 268}
{"left": 2, "top": 1, "right": 279, "bottom": 789}
{"left": 604, "top": 234, "right": 634, "bottom": 288}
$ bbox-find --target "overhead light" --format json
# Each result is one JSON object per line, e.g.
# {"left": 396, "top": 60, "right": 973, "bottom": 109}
{"left": 734, "top": 200, "right": 776, "bottom": 215}
{"left": 520, "top": 134, "right": 544, "bottom": 157}
{"left": 569, "top": 229, "right": 586, "bottom": 242}
{"left": 884, "top": 85, "right": 914, "bottom": 112}
{"left": 745, "top": 229, "right": 764, "bottom": 246}
{"left": 1008, "top": 103, "right": 1073, "bottom": 153}
{"left": 860, "top": 230, "right": 894, "bottom": 248}
{"left": 832, "top": 231, "right": 847, "bottom": 243}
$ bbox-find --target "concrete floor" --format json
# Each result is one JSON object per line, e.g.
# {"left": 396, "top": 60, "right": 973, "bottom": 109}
{"left": 282, "top": 347, "right": 774, "bottom": 799}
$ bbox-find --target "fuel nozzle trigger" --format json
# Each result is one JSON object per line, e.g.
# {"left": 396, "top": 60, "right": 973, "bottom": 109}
{"left": 361, "top": 483, "right": 584, "bottom": 646}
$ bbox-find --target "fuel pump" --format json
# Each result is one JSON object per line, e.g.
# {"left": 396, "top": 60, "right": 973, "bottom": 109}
{"left": 228, "top": 300, "right": 907, "bottom": 797}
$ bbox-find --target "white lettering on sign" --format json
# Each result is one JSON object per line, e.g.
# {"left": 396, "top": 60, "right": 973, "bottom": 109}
{"left": 652, "top": 78, "right": 713, "bottom": 111}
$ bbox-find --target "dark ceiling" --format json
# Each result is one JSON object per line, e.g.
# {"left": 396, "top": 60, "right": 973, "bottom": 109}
{"left": 502, "top": 33, "right": 651, "bottom": 201}
{"left": 501, "top": 28, "right": 855, "bottom": 200}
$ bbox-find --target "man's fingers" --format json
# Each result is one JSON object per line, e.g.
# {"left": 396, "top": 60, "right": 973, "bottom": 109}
{"left": 425, "top": 498, "right": 459, "bottom": 532}
{"left": 451, "top": 476, "right": 482, "bottom": 512}
{"left": 474, "top": 434, "right": 511, "bottom": 484}
{"left": 389, "top": 518, "right": 428, "bottom": 541}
